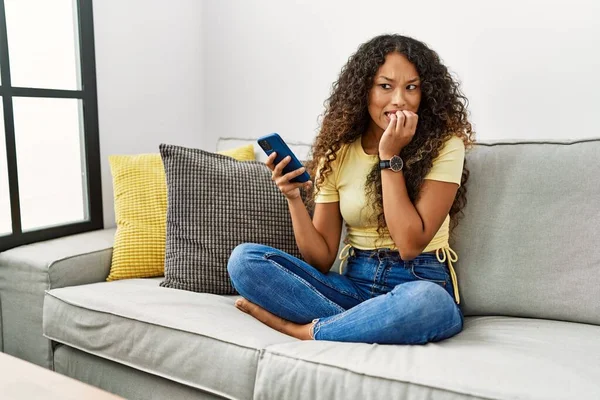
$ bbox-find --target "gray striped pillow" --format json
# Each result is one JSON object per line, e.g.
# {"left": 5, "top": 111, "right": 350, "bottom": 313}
{"left": 159, "top": 143, "right": 303, "bottom": 294}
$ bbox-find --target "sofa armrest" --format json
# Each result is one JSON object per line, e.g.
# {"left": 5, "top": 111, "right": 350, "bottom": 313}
{"left": 0, "top": 295, "right": 3, "bottom": 352}
{"left": 0, "top": 228, "right": 116, "bottom": 368}
{"left": 0, "top": 228, "right": 116, "bottom": 288}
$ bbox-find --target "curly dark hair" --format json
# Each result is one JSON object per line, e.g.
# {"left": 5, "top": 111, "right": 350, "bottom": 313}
{"left": 305, "top": 34, "right": 475, "bottom": 239}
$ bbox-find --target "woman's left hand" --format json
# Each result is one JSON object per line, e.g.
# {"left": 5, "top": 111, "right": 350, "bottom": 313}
{"left": 378, "top": 110, "right": 418, "bottom": 159}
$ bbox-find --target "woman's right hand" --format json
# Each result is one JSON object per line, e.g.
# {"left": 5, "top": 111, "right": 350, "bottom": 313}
{"left": 266, "top": 152, "right": 312, "bottom": 200}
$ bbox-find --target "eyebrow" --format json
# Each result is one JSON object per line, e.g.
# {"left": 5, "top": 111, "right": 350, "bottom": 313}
{"left": 379, "top": 76, "right": 421, "bottom": 83}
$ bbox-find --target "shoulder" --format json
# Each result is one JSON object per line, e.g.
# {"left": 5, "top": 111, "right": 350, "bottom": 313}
{"left": 319, "top": 140, "right": 354, "bottom": 170}
{"left": 425, "top": 135, "right": 466, "bottom": 185}
{"left": 432, "top": 136, "right": 465, "bottom": 162}
{"left": 439, "top": 135, "right": 465, "bottom": 154}
{"left": 315, "top": 141, "right": 353, "bottom": 184}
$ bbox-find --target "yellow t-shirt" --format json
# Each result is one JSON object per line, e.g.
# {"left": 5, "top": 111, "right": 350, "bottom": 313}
{"left": 314, "top": 136, "right": 465, "bottom": 252}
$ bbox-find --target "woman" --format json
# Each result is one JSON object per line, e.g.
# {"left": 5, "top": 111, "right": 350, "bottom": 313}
{"left": 227, "top": 34, "right": 475, "bottom": 344}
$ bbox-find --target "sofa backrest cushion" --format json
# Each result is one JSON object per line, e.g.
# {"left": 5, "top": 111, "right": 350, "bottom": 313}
{"left": 453, "top": 139, "right": 600, "bottom": 325}
{"left": 217, "top": 137, "right": 600, "bottom": 325}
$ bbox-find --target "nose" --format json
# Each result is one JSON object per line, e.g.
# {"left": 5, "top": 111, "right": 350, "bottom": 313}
{"left": 391, "top": 87, "right": 406, "bottom": 107}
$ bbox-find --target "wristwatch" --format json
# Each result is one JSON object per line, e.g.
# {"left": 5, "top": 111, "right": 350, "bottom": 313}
{"left": 379, "top": 155, "right": 404, "bottom": 172}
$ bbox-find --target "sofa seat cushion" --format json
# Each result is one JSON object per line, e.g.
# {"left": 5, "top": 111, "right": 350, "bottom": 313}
{"left": 255, "top": 316, "right": 600, "bottom": 400}
{"left": 43, "top": 278, "right": 297, "bottom": 400}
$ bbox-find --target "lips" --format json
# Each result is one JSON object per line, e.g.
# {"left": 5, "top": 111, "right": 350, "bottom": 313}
{"left": 384, "top": 111, "right": 400, "bottom": 120}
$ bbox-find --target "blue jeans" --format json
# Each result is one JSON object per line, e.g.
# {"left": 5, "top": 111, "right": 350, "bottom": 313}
{"left": 227, "top": 243, "right": 463, "bottom": 344}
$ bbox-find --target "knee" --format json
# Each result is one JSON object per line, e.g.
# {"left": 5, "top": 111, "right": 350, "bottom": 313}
{"left": 405, "top": 280, "right": 448, "bottom": 301}
{"left": 397, "top": 281, "right": 461, "bottom": 326}
{"left": 227, "top": 243, "right": 268, "bottom": 284}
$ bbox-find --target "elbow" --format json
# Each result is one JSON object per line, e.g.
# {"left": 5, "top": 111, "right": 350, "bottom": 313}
{"left": 399, "top": 249, "right": 419, "bottom": 261}
{"left": 394, "top": 238, "right": 423, "bottom": 261}
{"left": 388, "top": 224, "right": 426, "bottom": 262}
{"left": 313, "top": 260, "right": 334, "bottom": 275}
{"left": 302, "top": 253, "right": 336, "bottom": 274}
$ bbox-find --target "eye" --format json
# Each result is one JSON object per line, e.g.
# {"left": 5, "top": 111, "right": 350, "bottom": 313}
{"left": 407, "top": 84, "right": 419, "bottom": 90}
{"left": 379, "top": 83, "right": 392, "bottom": 90}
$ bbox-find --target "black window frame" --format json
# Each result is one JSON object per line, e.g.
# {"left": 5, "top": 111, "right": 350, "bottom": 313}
{"left": 0, "top": 0, "right": 103, "bottom": 252}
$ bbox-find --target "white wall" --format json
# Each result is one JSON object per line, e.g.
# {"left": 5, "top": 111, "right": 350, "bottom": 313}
{"left": 202, "top": 0, "right": 600, "bottom": 151}
{"left": 93, "top": 0, "right": 203, "bottom": 227}
{"left": 94, "top": 0, "right": 600, "bottom": 228}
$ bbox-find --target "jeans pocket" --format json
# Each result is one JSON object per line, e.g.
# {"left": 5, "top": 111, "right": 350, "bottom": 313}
{"left": 410, "top": 260, "right": 449, "bottom": 286}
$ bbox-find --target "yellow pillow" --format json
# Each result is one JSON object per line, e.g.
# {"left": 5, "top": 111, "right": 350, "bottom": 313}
{"left": 107, "top": 144, "right": 256, "bottom": 281}
{"left": 216, "top": 143, "right": 255, "bottom": 161}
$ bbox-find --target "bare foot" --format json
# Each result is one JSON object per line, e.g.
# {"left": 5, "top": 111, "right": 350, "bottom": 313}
{"left": 235, "top": 297, "right": 314, "bottom": 340}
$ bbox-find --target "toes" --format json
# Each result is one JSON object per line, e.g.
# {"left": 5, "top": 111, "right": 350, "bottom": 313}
{"left": 235, "top": 298, "right": 249, "bottom": 313}
{"left": 233, "top": 298, "right": 302, "bottom": 338}
{"left": 235, "top": 298, "right": 260, "bottom": 315}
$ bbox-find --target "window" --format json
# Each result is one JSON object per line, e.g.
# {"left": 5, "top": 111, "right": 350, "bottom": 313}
{"left": 0, "top": 0, "right": 102, "bottom": 252}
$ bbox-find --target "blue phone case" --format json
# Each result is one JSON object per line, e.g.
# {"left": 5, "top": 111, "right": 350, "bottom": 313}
{"left": 257, "top": 133, "right": 310, "bottom": 183}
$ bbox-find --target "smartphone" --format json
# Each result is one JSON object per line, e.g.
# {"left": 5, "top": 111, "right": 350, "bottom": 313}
{"left": 257, "top": 133, "right": 310, "bottom": 183}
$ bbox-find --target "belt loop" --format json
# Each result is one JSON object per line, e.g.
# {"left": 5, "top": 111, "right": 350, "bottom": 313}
{"left": 338, "top": 244, "right": 354, "bottom": 275}
{"left": 376, "top": 248, "right": 384, "bottom": 261}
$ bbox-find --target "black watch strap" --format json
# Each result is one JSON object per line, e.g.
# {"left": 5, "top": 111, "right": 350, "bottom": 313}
{"left": 379, "top": 160, "right": 391, "bottom": 169}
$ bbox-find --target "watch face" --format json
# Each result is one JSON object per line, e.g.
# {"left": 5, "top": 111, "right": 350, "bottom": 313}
{"left": 390, "top": 156, "right": 404, "bottom": 172}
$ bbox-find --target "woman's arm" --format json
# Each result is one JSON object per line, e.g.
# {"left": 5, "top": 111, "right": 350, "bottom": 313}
{"left": 287, "top": 199, "right": 342, "bottom": 274}
{"left": 381, "top": 173, "right": 458, "bottom": 260}
{"left": 378, "top": 111, "right": 461, "bottom": 260}
{"left": 266, "top": 152, "right": 343, "bottom": 274}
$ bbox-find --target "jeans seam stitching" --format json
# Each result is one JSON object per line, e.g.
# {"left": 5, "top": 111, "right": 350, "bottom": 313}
{"left": 410, "top": 264, "right": 448, "bottom": 284}
{"left": 311, "top": 320, "right": 321, "bottom": 339}
{"left": 314, "top": 311, "right": 347, "bottom": 328}
{"left": 369, "top": 259, "right": 384, "bottom": 298}
{"left": 312, "top": 325, "right": 318, "bottom": 338}
{"left": 264, "top": 258, "right": 346, "bottom": 313}
{"left": 264, "top": 252, "right": 361, "bottom": 301}
{"left": 382, "top": 263, "right": 392, "bottom": 286}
